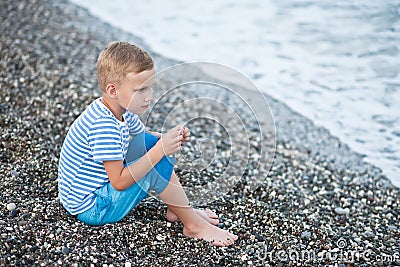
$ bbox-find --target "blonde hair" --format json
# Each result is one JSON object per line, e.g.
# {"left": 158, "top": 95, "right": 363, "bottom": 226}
{"left": 97, "top": 41, "right": 154, "bottom": 91}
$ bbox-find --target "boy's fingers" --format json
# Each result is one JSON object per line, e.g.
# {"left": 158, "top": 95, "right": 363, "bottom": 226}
{"left": 166, "top": 129, "right": 180, "bottom": 137}
{"left": 168, "top": 126, "right": 181, "bottom": 134}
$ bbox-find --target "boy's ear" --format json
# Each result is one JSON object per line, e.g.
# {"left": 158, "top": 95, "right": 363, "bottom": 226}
{"left": 105, "top": 83, "right": 118, "bottom": 98}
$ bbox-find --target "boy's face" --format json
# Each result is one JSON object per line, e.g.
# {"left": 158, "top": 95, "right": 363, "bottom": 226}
{"left": 116, "top": 68, "right": 155, "bottom": 115}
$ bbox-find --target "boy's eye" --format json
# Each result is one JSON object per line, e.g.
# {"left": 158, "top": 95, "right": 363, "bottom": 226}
{"left": 137, "top": 87, "right": 153, "bottom": 93}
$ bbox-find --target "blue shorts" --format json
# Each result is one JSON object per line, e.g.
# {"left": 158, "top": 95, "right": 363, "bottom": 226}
{"left": 77, "top": 132, "right": 175, "bottom": 226}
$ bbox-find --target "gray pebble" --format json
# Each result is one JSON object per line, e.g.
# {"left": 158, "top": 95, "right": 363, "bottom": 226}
{"left": 364, "top": 231, "right": 375, "bottom": 238}
{"left": 17, "top": 220, "right": 28, "bottom": 226}
{"left": 62, "top": 246, "right": 69, "bottom": 255}
{"left": 254, "top": 233, "right": 264, "bottom": 242}
{"left": 21, "top": 213, "right": 30, "bottom": 220}
{"left": 9, "top": 209, "right": 19, "bottom": 217}
{"left": 334, "top": 207, "right": 350, "bottom": 215}
{"left": 301, "top": 231, "right": 312, "bottom": 240}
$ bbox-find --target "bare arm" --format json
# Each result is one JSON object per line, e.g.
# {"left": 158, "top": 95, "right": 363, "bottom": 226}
{"left": 104, "top": 126, "right": 183, "bottom": 191}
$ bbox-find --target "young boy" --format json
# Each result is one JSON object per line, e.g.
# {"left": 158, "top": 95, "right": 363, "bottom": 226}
{"left": 58, "top": 41, "right": 237, "bottom": 246}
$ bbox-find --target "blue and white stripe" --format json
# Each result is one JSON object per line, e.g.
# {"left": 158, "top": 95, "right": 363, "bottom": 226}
{"left": 58, "top": 98, "right": 145, "bottom": 215}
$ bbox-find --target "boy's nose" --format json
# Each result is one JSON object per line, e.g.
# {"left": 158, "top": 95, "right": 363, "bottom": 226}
{"left": 145, "top": 92, "right": 153, "bottom": 102}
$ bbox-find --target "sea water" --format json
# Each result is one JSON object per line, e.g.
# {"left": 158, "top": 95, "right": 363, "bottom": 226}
{"left": 70, "top": 0, "right": 400, "bottom": 187}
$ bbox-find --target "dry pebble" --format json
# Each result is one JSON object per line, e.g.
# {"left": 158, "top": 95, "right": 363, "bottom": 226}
{"left": 6, "top": 203, "right": 16, "bottom": 211}
{"left": 1, "top": 0, "right": 399, "bottom": 266}
{"left": 334, "top": 207, "right": 350, "bottom": 215}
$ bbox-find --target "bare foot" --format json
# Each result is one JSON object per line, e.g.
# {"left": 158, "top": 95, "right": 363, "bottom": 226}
{"left": 166, "top": 208, "right": 219, "bottom": 225}
{"left": 183, "top": 219, "right": 238, "bottom": 247}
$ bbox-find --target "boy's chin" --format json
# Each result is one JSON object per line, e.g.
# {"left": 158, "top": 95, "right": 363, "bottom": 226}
{"left": 127, "top": 105, "right": 149, "bottom": 115}
{"left": 129, "top": 109, "right": 146, "bottom": 115}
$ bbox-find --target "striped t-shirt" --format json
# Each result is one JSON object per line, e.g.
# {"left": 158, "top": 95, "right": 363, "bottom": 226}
{"left": 58, "top": 98, "right": 145, "bottom": 215}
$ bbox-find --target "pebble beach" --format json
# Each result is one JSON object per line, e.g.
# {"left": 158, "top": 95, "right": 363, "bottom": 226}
{"left": 1, "top": 0, "right": 399, "bottom": 266}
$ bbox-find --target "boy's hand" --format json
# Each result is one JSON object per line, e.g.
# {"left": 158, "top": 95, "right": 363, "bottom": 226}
{"left": 180, "top": 126, "right": 190, "bottom": 143}
{"left": 150, "top": 131, "right": 162, "bottom": 138}
{"left": 156, "top": 126, "right": 183, "bottom": 156}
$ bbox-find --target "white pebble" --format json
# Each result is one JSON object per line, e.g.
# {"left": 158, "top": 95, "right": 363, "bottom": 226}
{"left": 6, "top": 203, "right": 16, "bottom": 211}
{"left": 125, "top": 262, "right": 132, "bottom": 267}
{"left": 334, "top": 207, "right": 350, "bottom": 215}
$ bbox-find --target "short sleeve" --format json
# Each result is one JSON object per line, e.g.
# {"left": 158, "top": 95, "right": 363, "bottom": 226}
{"left": 125, "top": 112, "right": 145, "bottom": 136}
{"left": 88, "top": 118, "right": 124, "bottom": 162}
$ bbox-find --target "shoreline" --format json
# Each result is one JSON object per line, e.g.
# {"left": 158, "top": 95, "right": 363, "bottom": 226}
{"left": 0, "top": 0, "right": 399, "bottom": 266}
{"left": 195, "top": 63, "right": 392, "bottom": 187}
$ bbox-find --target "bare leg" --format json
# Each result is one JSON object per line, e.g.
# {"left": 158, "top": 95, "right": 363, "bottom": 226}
{"left": 159, "top": 171, "right": 238, "bottom": 246}
{"left": 166, "top": 208, "right": 219, "bottom": 225}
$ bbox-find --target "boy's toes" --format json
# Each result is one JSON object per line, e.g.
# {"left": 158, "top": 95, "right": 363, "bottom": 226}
{"left": 223, "top": 235, "right": 236, "bottom": 246}
{"left": 223, "top": 237, "right": 232, "bottom": 246}
{"left": 229, "top": 233, "right": 239, "bottom": 241}
{"left": 211, "top": 239, "right": 225, "bottom": 247}
{"left": 195, "top": 209, "right": 220, "bottom": 225}
{"left": 209, "top": 218, "right": 220, "bottom": 226}
{"left": 205, "top": 209, "right": 218, "bottom": 218}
